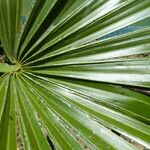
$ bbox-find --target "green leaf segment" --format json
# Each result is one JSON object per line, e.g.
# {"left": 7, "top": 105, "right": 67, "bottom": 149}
{"left": 0, "top": 0, "right": 150, "bottom": 150}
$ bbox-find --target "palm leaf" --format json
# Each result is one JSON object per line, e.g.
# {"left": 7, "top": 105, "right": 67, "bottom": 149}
{"left": 0, "top": 0, "right": 150, "bottom": 149}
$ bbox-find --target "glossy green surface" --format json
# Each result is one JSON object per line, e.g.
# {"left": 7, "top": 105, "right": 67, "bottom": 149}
{"left": 0, "top": 0, "right": 150, "bottom": 150}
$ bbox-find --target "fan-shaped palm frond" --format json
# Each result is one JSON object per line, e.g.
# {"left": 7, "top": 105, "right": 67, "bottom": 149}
{"left": 0, "top": 0, "right": 150, "bottom": 150}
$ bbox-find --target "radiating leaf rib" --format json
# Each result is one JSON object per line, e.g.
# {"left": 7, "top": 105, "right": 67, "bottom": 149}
{"left": 16, "top": 95, "right": 31, "bottom": 150}
{"left": 27, "top": 73, "right": 150, "bottom": 124}
{"left": 23, "top": 27, "right": 150, "bottom": 67}
{"left": 18, "top": 0, "right": 57, "bottom": 59}
{"left": 26, "top": 58, "right": 150, "bottom": 88}
{"left": 13, "top": 0, "right": 22, "bottom": 59}
{"left": 15, "top": 0, "right": 36, "bottom": 53}
{"left": 0, "top": 1, "right": 11, "bottom": 61}
{"left": 0, "top": 75, "right": 17, "bottom": 150}
{"left": 21, "top": 0, "right": 150, "bottom": 64}
{"left": 0, "top": 0, "right": 150, "bottom": 149}
{"left": 7, "top": 0, "right": 16, "bottom": 59}
{"left": 18, "top": 0, "right": 108, "bottom": 61}
{"left": 0, "top": 75, "right": 9, "bottom": 123}
{"left": 15, "top": 75, "right": 50, "bottom": 150}
{"left": 52, "top": 87, "right": 150, "bottom": 147}
{"left": 23, "top": 72, "right": 150, "bottom": 148}
{"left": 19, "top": 73, "right": 137, "bottom": 150}
{"left": 19, "top": 0, "right": 117, "bottom": 61}
{"left": 18, "top": 73, "right": 84, "bottom": 150}
{"left": 15, "top": 0, "right": 46, "bottom": 58}
{"left": 5, "top": 75, "right": 17, "bottom": 149}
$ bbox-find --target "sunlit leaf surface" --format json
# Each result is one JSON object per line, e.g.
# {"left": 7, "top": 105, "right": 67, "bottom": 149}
{"left": 0, "top": 0, "right": 150, "bottom": 149}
